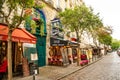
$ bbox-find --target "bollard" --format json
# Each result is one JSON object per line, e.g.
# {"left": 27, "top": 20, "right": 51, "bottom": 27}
{"left": 33, "top": 73, "right": 35, "bottom": 80}
{"left": 32, "top": 65, "right": 38, "bottom": 80}
{"left": 33, "top": 67, "right": 36, "bottom": 80}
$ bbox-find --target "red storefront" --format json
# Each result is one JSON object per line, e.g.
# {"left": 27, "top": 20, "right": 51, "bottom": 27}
{"left": 0, "top": 23, "right": 36, "bottom": 76}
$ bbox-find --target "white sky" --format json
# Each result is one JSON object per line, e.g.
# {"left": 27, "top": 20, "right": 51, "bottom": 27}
{"left": 83, "top": 0, "right": 120, "bottom": 40}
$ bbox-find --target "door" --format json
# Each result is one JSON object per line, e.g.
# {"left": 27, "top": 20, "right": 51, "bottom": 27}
{"left": 36, "top": 36, "right": 46, "bottom": 67}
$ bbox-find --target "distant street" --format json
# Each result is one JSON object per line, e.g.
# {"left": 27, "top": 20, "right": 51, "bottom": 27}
{"left": 60, "top": 52, "right": 120, "bottom": 80}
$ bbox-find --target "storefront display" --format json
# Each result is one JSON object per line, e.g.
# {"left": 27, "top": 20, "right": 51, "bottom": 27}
{"left": 72, "top": 48, "right": 77, "bottom": 63}
{"left": 0, "top": 23, "right": 37, "bottom": 77}
{"left": 80, "top": 50, "right": 89, "bottom": 66}
{"left": 0, "top": 41, "right": 24, "bottom": 76}
{"left": 48, "top": 46, "right": 70, "bottom": 66}
{"left": 48, "top": 46, "right": 63, "bottom": 66}
{"left": 48, "top": 37, "right": 70, "bottom": 66}
{"left": 60, "top": 47, "right": 69, "bottom": 66}
{"left": 68, "top": 41, "right": 79, "bottom": 63}
{"left": 49, "top": 37, "right": 82, "bottom": 66}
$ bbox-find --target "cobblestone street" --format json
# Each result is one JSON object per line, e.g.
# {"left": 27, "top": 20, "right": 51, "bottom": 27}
{"left": 60, "top": 52, "right": 120, "bottom": 80}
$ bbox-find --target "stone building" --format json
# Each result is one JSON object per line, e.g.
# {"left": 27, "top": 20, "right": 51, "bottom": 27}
{"left": 37, "top": 0, "right": 84, "bottom": 66}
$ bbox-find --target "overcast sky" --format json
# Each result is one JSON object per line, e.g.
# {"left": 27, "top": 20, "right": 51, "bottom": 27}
{"left": 84, "top": 0, "right": 120, "bottom": 40}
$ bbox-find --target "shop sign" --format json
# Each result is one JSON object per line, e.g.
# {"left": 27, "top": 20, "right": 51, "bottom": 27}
{"left": 50, "top": 37, "right": 68, "bottom": 46}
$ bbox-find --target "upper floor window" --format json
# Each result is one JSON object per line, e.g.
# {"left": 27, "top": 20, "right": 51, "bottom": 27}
{"left": 56, "top": 0, "right": 60, "bottom": 7}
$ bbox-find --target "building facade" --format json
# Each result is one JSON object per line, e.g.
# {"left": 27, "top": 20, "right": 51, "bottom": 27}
{"left": 38, "top": 0, "right": 84, "bottom": 66}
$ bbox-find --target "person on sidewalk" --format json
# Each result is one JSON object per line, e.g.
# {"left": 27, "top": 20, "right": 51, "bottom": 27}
{"left": 0, "top": 54, "right": 8, "bottom": 80}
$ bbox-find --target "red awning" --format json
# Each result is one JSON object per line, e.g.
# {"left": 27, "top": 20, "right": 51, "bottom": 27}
{"left": 0, "top": 24, "right": 36, "bottom": 44}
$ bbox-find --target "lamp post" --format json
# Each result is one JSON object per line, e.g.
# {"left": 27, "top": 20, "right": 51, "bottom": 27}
{"left": 31, "top": 53, "right": 38, "bottom": 80}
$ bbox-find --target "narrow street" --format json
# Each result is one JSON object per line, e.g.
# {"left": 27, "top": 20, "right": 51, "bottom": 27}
{"left": 60, "top": 52, "right": 120, "bottom": 80}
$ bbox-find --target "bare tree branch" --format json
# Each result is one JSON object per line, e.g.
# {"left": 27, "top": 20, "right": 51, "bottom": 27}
{"left": 15, "top": 7, "right": 24, "bottom": 28}
{"left": 6, "top": 7, "right": 12, "bottom": 18}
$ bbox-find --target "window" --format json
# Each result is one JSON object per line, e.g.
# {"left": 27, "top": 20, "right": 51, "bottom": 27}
{"left": 56, "top": 0, "right": 60, "bottom": 7}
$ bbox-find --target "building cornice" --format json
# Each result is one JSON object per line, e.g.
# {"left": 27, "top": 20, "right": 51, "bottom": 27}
{"left": 42, "top": 0, "right": 62, "bottom": 12}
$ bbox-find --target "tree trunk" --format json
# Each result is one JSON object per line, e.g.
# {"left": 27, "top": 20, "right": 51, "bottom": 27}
{"left": 75, "top": 30, "right": 80, "bottom": 42}
{"left": 75, "top": 30, "right": 81, "bottom": 66}
{"left": 77, "top": 45, "right": 81, "bottom": 66}
{"left": 7, "top": 30, "right": 13, "bottom": 80}
{"left": 77, "top": 48, "right": 80, "bottom": 66}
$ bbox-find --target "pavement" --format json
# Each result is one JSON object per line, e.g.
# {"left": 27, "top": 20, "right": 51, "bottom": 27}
{"left": 59, "top": 52, "right": 120, "bottom": 80}
{"left": 13, "top": 56, "right": 103, "bottom": 80}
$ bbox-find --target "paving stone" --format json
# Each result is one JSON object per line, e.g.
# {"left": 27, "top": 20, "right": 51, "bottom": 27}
{"left": 13, "top": 53, "right": 104, "bottom": 80}
{"left": 60, "top": 52, "right": 120, "bottom": 80}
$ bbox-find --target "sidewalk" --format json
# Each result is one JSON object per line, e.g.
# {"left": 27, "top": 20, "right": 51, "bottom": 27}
{"left": 13, "top": 57, "right": 103, "bottom": 80}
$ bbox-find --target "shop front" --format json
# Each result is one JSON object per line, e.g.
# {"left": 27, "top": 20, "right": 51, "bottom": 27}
{"left": 0, "top": 24, "right": 37, "bottom": 77}
{"left": 68, "top": 41, "right": 79, "bottom": 63}
{"left": 25, "top": 8, "right": 47, "bottom": 67}
{"left": 48, "top": 37, "right": 70, "bottom": 66}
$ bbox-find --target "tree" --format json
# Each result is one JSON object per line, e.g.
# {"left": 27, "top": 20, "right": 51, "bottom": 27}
{"left": 59, "top": 4, "right": 103, "bottom": 65}
{"left": 85, "top": 12, "right": 103, "bottom": 46}
{"left": 59, "top": 4, "right": 102, "bottom": 43}
{"left": 111, "top": 39, "right": 120, "bottom": 50}
{"left": 0, "top": 0, "right": 35, "bottom": 80}
{"left": 59, "top": 5, "right": 87, "bottom": 42}
{"left": 97, "top": 26, "right": 112, "bottom": 46}
{"left": 98, "top": 34, "right": 112, "bottom": 46}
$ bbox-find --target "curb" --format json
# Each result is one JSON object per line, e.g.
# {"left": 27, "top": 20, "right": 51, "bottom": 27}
{"left": 57, "top": 57, "right": 103, "bottom": 80}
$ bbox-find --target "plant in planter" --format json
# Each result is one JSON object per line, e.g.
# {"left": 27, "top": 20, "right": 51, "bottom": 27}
{"left": 25, "top": 14, "right": 44, "bottom": 36}
{"left": 25, "top": 5, "right": 44, "bottom": 36}
{"left": 32, "top": 17, "right": 44, "bottom": 36}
